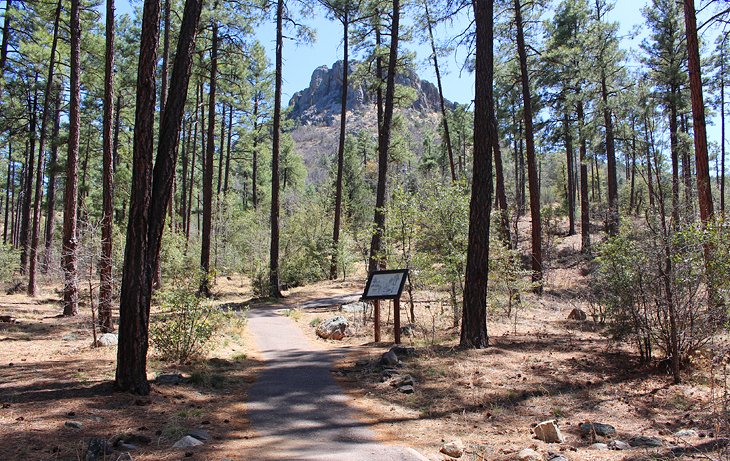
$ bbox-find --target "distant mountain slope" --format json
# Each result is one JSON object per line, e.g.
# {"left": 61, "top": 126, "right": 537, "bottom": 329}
{"left": 287, "top": 60, "right": 452, "bottom": 126}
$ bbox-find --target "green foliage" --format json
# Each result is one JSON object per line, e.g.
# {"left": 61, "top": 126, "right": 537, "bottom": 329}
{"left": 594, "top": 222, "right": 725, "bottom": 364}
{"left": 150, "top": 287, "right": 228, "bottom": 363}
{"left": 488, "top": 233, "right": 536, "bottom": 321}
{"left": 0, "top": 244, "right": 19, "bottom": 284}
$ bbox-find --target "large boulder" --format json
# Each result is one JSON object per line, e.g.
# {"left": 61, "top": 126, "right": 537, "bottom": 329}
{"left": 315, "top": 316, "right": 348, "bottom": 340}
{"left": 440, "top": 439, "right": 464, "bottom": 458}
{"left": 579, "top": 422, "right": 616, "bottom": 437}
{"left": 94, "top": 333, "right": 118, "bottom": 347}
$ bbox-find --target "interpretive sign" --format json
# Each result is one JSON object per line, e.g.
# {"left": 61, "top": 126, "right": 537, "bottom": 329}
{"left": 362, "top": 269, "right": 409, "bottom": 300}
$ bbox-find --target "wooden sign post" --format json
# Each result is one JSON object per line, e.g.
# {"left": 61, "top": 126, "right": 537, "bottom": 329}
{"left": 362, "top": 269, "right": 409, "bottom": 344}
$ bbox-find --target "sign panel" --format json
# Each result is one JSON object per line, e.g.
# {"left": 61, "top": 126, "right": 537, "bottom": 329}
{"left": 362, "top": 269, "right": 409, "bottom": 300}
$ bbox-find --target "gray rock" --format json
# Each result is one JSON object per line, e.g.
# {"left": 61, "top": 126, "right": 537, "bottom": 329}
{"left": 110, "top": 433, "right": 152, "bottom": 447}
{"left": 390, "top": 346, "right": 416, "bottom": 357}
{"left": 116, "top": 454, "right": 133, "bottom": 461}
{"left": 315, "top": 316, "right": 348, "bottom": 340}
{"left": 516, "top": 448, "right": 542, "bottom": 461}
{"left": 608, "top": 440, "right": 631, "bottom": 450}
{"left": 65, "top": 421, "right": 83, "bottom": 429}
{"left": 381, "top": 351, "right": 399, "bottom": 366}
{"left": 93, "top": 333, "right": 118, "bottom": 347}
{"left": 674, "top": 429, "right": 698, "bottom": 438}
{"left": 567, "top": 308, "right": 587, "bottom": 321}
{"left": 391, "top": 374, "right": 415, "bottom": 387}
{"left": 341, "top": 302, "right": 368, "bottom": 313}
{"left": 629, "top": 436, "right": 663, "bottom": 448}
{"left": 172, "top": 435, "right": 204, "bottom": 449}
{"left": 62, "top": 333, "right": 79, "bottom": 341}
{"left": 398, "top": 385, "right": 415, "bottom": 394}
{"left": 187, "top": 429, "right": 210, "bottom": 441}
{"left": 155, "top": 373, "right": 185, "bottom": 385}
{"left": 579, "top": 422, "right": 616, "bottom": 437}
{"left": 84, "top": 438, "right": 111, "bottom": 461}
{"left": 117, "top": 443, "right": 138, "bottom": 451}
{"left": 589, "top": 443, "right": 608, "bottom": 450}
{"left": 440, "top": 439, "right": 464, "bottom": 458}
{"left": 534, "top": 420, "right": 565, "bottom": 443}
{"left": 400, "top": 324, "right": 416, "bottom": 337}
{"left": 547, "top": 453, "right": 569, "bottom": 461}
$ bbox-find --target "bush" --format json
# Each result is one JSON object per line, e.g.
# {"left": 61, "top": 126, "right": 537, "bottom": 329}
{"left": 150, "top": 288, "right": 227, "bottom": 363}
{"left": 0, "top": 244, "right": 19, "bottom": 284}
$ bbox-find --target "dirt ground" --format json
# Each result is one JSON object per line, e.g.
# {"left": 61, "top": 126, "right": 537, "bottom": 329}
{"left": 1, "top": 224, "right": 729, "bottom": 461}
{"left": 282, "top": 232, "right": 730, "bottom": 461}
{"left": 0, "top": 277, "right": 262, "bottom": 461}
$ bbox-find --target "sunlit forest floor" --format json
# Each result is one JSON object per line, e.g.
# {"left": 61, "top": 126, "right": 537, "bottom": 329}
{"left": 1, "top": 219, "right": 729, "bottom": 461}
{"left": 0, "top": 278, "right": 262, "bottom": 460}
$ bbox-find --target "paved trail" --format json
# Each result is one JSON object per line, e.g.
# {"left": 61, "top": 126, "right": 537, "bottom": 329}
{"left": 246, "top": 304, "right": 427, "bottom": 461}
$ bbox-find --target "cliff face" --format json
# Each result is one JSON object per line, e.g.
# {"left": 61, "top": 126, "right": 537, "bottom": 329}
{"left": 287, "top": 61, "right": 452, "bottom": 126}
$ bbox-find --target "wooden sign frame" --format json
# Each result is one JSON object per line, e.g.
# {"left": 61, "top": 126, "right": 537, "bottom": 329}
{"left": 362, "top": 269, "right": 409, "bottom": 344}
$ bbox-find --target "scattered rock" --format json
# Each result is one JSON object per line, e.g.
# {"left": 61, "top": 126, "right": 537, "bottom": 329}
{"left": 674, "top": 429, "right": 698, "bottom": 438}
{"left": 534, "top": 420, "right": 565, "bottom": 443}
{"left": 110, "top": 433, "right": 152, "bottom": 447}
{"left": 608, "top": 440, "right": 631, "bottom": 450}
{"left": 93, "top": 333, "right": 118, "bottom": 347}
{"left": 589, "top": 443, "right": 608, "bottom": 450}
{"left": 400, "top": 324, "right": 416, "bottom": 337}
{"left": 117, "top": 443, "right": 139, "bottom": 451}
{"left": 0, "top": 315, "right": 16, "bottom": 323}
{"left": 398, "top": 385, "right": 414, "bottom": 394}
{"left": 390, "top": 374, "right": 415, "bottom": 387}
{"left": 315, "top": 316, "right": 348, "bottom": 340}
{"left": 84, "top": 438, "right": 111, "bottom": 461}
{"left": 65, "top": 421, "right": 83, "bottom": 429}
{"left": 381, "top": 351, "right": 399, "bottom": 366}
{"left": 440, "top": 439, "right": 464, "bottom": 458}
{"left": 172, "top": 435, "right": 204, "bottom": 449}
{"left": 390, "top": 346, "right": 416, "bottom": 357}
{"left": 629, "top": 436, "right": 663, "bottom": 448}
{"left": 516, "top": 448, "right": 542, "bottom": 461}
{"left": 355, "top": 359, "right": 369, "bottom": 367}
{"left": 155, "top": 374, "right": 186, "bottom": 385}
{"left": 62, "top": 333, "right": 79, "bottom": 341}
{"left": 187, "top": 429, "right": 210, "bottom": 441}
{"left": 5, "top": 281, "right": 24, "bottom": 295}
{"left": 567, "top": 308, "right": 587, "bottom": 321}
{"left": 579, "top": 422, "right": 616, "bottom": 437}
{"left": 341, "top": 302, "right": 368, "bottom": 313}
{"left": 547, "top": 452, "right": 569, "bottom": 461}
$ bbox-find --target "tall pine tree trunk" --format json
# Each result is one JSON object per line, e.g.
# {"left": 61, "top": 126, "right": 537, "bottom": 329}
{"left": 29, "top": 0, "right": 62, "bottom": 296}
{"left": 368, "top": 0, "right": 400, "bottom": 274}
{"left": 200, "top": 9, "right": 218, "bottom": 297}
{"left": 330, "top": 18, "right": 348, "bottom": 280}
{"left": 3, "top": 141, "right": 12, "bottom": 244}
{"left": 577, "top": 100, "right": 590, "bottom": 253}
{"left": 564, "top": 110, "right": 576, "bottom": 236}
{"left": 270, "top": 0, "right": 284, "bottom": 297}
{"left": 514, "top": 0, "right": 542, "bottom": 289}
{"left": 62, "top": 0, "right": 81, "bottom": 316}
{"left": 424, "top": 1, "right": 456, "bottom": 182}
{"left": 42, "top": 88, "right": 62, "bottom": 272}
{"left": 99, "top": 0, "right": 116, "bottom": 332}
{"left": 20, "top": 81, "right": 38, "bottom": 275}
{"left": 461, "top": 0, "right": 494, "bottom": 349}
{"left": 602, "top": 72, "right": 619, "bottom": 235}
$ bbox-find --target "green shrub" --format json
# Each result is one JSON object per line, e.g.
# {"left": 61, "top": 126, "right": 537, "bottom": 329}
{"left": 150, "top": 288, "right": 227, "bottom": 363}
{"left": 0, "top": 244, "right": 19, "bottom": 284}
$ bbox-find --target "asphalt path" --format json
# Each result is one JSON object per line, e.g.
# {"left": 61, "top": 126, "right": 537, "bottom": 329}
{"left": 245, "top": 303, "right": 428, "bottom": 461}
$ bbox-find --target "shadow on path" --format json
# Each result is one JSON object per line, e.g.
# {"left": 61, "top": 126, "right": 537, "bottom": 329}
{"left": 245, "top": 304, "right": 426, "bottom": 460}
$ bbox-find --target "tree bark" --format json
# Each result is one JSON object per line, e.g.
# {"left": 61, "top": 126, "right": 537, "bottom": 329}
{"left": 330, "top": 18, "right": 349, "bottom": 280}
{"left": 42, "top": 88, "right": 62, "bottom": 272}
{"left": 424, "top": 1, "right": 456, "bottom": 182}
{"left": 0, "top": 0, "right": 10, "bottom": 79}
{"left": 62, "top": 0, "right": 81, "bottom": 316}
{"left": 252, "top": 98, "right": 259, "bottom": 209}
{"left": 684, "top": 0, "right": 713, "bottom": 225}
{"left": 492, "top": 116, "right": 511, "bottom": 246}
{"left": 99, "top": 0, "right": 116, "bottom": 333}
{"left": 368, "top": 0, "right": 400, "bottom": 275}
{"left": 20, "top": 80, "right": 38, "bottom": 275}
{"left": 270, "top": 0, "right": 284, "bottom": 297}
{"left": 564, "top": 110, "right": 576, "bottom": 236}
{"left": 461, "top": 0, "right": 494, "bottom": 349}
{"left": 577, "top": 100, "right": 590, "bottom": 253}
{"left": 514, "top": 0, "right": 542, "bottom": 289}
{"left": 3, "top": 141, "right": 12, "bottom": 244}
{"left": 200, "top": 8, "right": 218, "bottom": 297}
{"left": 224, "top": 104, "right": 233, "bottom": 194}
{"left": 601, "top": 72, "right": 619, "bottom": 235}
{"left": 29, "top": 0, "right": 62, "bottom": 296}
